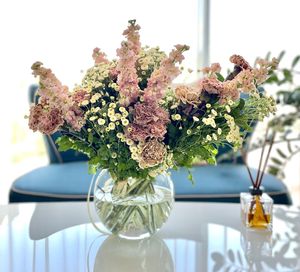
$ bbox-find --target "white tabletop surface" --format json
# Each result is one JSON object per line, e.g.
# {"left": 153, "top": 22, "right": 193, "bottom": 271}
{"left": 0, "top": 202, "right": 299, "bottom": 272}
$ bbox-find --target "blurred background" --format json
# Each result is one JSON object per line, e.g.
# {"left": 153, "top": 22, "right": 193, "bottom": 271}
{"left": 1, "top": 0, "right": 300, "bottom": 204}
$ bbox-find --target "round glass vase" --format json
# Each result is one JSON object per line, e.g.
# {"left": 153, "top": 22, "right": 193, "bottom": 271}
{"left": 92, "top": 169, "right": 174, "bottom": 240}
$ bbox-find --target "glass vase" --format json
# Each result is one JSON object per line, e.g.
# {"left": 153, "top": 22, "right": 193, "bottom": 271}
{"left": 91, "top": 169, "right": 174, "bottom": 240}
{"left": 240, "top": 186, "right": 273, "bottom": 231}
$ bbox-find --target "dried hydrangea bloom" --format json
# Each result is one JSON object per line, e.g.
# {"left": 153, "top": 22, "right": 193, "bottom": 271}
{"left": 133, "top": 102, "right": 169, "bottom": 126}
{"left": 126, "top": 124, "right": 151, "bottom": 142}
{"left": 175, "top": 85, "right": 201, "bottom": 105}
{"left": 29, "top": 104, "right": 64, "bottom": 135}
{"left": 126, "top": 101, "right": 169, "bottom": 141}
{"left": 139, "top": 139, "right": 167, "bottom": 168}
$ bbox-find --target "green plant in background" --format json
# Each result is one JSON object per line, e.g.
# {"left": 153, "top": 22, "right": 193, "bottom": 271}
{"left": 252, "top": 51, "right": 300, "bottom": 179}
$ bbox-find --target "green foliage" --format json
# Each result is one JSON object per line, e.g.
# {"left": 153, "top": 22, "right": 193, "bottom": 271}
{"left": 216, "top": 73, "right": 225, "bottom": 82}
{"left": 56, "top": 136, "right": 96, "bottom": 158}
{"left": 291, "top": 55, "right": 300, "bottom": 68}
{"left": 256, "top": 51, "right": 300, "bottom": 179}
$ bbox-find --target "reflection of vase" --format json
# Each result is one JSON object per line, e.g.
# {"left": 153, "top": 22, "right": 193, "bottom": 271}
{"left": 93, "top": 236, "right": 174, "bottom": 272}
{"left": 92, "top": 169, "right": 174, "bottom": 240}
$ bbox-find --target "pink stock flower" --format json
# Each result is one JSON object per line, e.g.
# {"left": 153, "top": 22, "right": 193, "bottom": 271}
{"left": 72, "top": 89, "right": 90, "bottom": 104}
{"left": 65, "top": 105, "right": 86, "bottom": 131}
{"left": 200, "top": 78, "right": 224, "bottom": 95}
{"left": 30, "top": 62, "right": 85, "bottom": 132}
{"left": 92, "top": 48, "right": 109, "bottom": 64}
{"left": 116, "top": 20, "right": 141, "bottom": 106}
{"left": 143, "top": 44, "right": 189, "bottom": 102}
{"left": 175, "top": 85, "right": 201, "bottom": 105}
{"left": 221, "top": 80, "right": 240, "bottom": 103}
{"left": 202, "top": 63, "right": 221, "bottom": 76}
{"left": 31, "top": 62, "right": 69, "bottom": 102}
{"left": 235, "top": 69, "right": 255, "bottom": 92}
{"left": 122, "top": 19, "right": 141, "bottom": 55}
{"left": 230, "top": 55, "right": 252, "bottom": 70}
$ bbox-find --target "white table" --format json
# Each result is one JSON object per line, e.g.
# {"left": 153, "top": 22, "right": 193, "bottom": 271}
{"left": 0, "top": 202, "right": 299, "bottom": 272}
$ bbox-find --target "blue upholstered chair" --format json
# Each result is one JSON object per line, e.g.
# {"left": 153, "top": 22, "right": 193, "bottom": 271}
{"left": 9, "top": 86, "right": 292, "bottom": 204}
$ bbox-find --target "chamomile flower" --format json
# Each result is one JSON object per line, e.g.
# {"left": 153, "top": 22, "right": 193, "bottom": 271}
{"left": 98, "top": 118, "right": 106, "bottom": 125}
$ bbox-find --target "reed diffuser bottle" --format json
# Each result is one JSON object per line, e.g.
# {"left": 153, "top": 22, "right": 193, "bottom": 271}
{"left": 241, "top": 186, "right": 273, "bottom": 230}
{"left": 240, "top": 129, "right": 275, "bottom": 231}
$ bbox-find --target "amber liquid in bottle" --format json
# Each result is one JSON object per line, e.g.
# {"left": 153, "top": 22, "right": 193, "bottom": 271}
{"left": 247, "top": 195, "right": 271, "bottom": 229}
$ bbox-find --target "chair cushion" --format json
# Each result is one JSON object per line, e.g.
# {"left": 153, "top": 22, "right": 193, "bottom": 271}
{"left": 10, "top": 162, "right": 292, "bottom": 204}
{"left": 170, "top": 165, "right": 291, "bottom": 204}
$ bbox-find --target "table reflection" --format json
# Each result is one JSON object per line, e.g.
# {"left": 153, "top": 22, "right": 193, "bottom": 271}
{"left": 0, "top": 203, "right": 299, "bottom": 272}
{"left": 90, "top": 236, "right": 174, "bottom": 272}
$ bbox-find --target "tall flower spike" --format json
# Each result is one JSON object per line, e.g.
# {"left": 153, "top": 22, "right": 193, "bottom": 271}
{"left": 143, "top": 44, "right": 189, "bottom": 103}
{"left": 31, "top": 61, "right": 69, "bottom": 103}
{"left": 92, "top": 48, "right": 109, "bottom": 64}
{"left": 116, "top": 20, "right": 141, "bottom": 106}
{"left": 30, "top": 62, "right": 85, "bottom": 132}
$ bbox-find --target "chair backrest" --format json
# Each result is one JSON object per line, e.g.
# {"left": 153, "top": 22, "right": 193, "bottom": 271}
{"left": 29, "top": 85, "right": 88, "bottom": 164}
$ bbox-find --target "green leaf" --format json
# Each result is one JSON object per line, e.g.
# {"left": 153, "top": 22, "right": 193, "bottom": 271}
{"left": 216, "top": 73, "right": 225, "bottom": 82}
{"left": 268, "top": 166, "right": 279, "bottom": 176}
{"left": 265, "top": 73, "right": 279, "bottom": 84}
{"left": 277, "top": 51, "right": 285, "bottom": 62}
{"left": 187, "top": 169, "right": 195, "bottom": 185}
{"left": 287, "top": 141, "right": 293, "bottom": 153}
{"left": 292, "top": 55, "right": 300, "bottom": 68}
{"left": 283, "top": 69, "right": 293, "bottom": 83}
{"left": 271, "top": 157, "right": 283, "bottom": 165}
{"left": 56, "top": 136, "right": 73, "bottom": 151}
{"left": 207, "top": 157, "right": 216, "bottom": 165}
{"left": 265, "top": 51, "right": 271, "bottom": 61}
{"left": 276, "top": 148, "right": 287, "bottom": 159}
{"left": 88, "top": 132, "right": 94, "bottom": 144}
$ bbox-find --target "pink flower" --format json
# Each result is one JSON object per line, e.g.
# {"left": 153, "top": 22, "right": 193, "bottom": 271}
{"left": 126, "top": 124, "right": 150, "bottom": 142}
{"left": 116, "top": 20, "right": 141, "bottom": 106}
{"left": 230, "top": 55, "right": 252, "bottom": 70}
{"left": 126, "top": 101, "right": 170, "bottom": 141}
{"left": 148, "top": 122, "right": 167, "bottom": 139}
{"left": 143, "top": 44, "right": 189, "bottom": 102}
{"left": 202, "top": 63, "right": 221, "bottom": 76}
{"left": 72, "top": 89, "right": 90, "bottom": 104}
{"left": 199, "top": 78, "right": 224, "bottom": 94}
{"left": 29, "top": 104, "right": 64, "bottom": 135}
{"left": 175, "top": 85, "right": 201, "bottom": 105}
{"left": 30, "top": 62, "right": 85, "bottom": 133}
{"left": 92, "top": 48, "right": 109, "bottom": 64}
{"left": 139, "top": 139, "right": 167, "bottom": 168}
{"left": 133, "top": 102, "right": 169, "bottom": 126}
{"left": 65, "top": 105, "right": 86, "bottom": 132}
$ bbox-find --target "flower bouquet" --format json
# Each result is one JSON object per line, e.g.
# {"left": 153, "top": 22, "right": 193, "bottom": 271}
{"left": 28, "top": 20, "right": 277, "bottom": 239}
